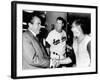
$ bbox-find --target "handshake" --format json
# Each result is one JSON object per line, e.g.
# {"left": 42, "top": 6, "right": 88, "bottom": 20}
{"left": 50, "top": 52, "right": 60, "bottom": 68}
{"left": 50, "top": 49, "right": 72, "bottom": 68}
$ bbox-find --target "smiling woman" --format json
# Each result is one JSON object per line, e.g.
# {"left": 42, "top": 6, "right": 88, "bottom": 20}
{"left": 71, "top": 19, "right": 91, "bottom": 67}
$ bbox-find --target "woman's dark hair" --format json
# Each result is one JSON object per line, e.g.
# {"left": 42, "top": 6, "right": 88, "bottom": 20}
{"left": 73, "top": 19, "right": 89, "bottom": 34}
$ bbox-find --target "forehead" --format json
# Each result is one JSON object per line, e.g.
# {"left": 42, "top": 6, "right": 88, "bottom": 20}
{"left": 72, "top": 22, "right": 80, "bottom": 28}
{"left": 32, "top": 16, "right": 41, "bottom": 23}
{"left": 56, "top": 19, "right": 63, "bottom": 23}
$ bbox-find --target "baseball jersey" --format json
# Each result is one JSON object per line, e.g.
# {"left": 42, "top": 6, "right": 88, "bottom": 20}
{"left": 46, "top": 29, "right": 67, "bottom": 59}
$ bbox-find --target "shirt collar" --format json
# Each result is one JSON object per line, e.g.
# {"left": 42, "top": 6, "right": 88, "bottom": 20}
{"left": 29, "top": 29, "right": 36, "bottom": 37}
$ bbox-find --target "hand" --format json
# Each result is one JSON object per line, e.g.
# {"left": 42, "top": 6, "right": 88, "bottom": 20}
{"left": 59, "top": 57, "right": 72, "bottom": 64}
{"left": 55, "top": 59, "right": 60, "bottom": 68}
{"left": 50, "top": 59, "right": 57, "bottom": 68}
{"left": 50, "top": 59, "right": 60, "bottom": 68}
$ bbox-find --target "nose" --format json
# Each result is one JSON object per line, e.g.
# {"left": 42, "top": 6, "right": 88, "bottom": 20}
{"left": 38, "top": 24, "right": 42, "bottom": 29}
{"left": 71, "top": 27, "right": 74, "bottom": 32}
{"left": 71, "top": 26, "right": 77, "bottom": 33}
{"left": 40, "top": 25, "right": 45, "bottom": 28}
{"left": 39, "top": 25, "right": 45, "bottom": 31}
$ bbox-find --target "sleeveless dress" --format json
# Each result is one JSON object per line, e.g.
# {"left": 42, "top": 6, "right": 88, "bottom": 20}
{"left": 73, "top": 35, "right": 91, "bottom": 67}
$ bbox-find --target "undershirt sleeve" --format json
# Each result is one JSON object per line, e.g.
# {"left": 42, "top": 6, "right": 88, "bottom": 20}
{"left": 46, "top": 32, "right": 53, "bottom": 45}
{"left": 87, "top": 41, "right": 91, "bottom": 59}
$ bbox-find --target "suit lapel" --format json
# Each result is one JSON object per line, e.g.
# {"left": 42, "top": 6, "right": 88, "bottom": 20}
{"left": 27, "top": 30, "right": 49, "bottom": 59}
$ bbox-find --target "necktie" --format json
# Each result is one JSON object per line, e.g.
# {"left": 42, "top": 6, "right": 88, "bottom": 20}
{"left": 35, "top": 36, "right": 49, "bottom": 59}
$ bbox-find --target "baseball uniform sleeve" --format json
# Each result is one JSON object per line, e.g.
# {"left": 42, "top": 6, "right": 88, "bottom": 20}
{"left": 46, "top": 32, "right": 53, "bottom": 45}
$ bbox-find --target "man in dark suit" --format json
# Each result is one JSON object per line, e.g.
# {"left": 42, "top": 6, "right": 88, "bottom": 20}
{"left": 22, "top": 15, "right": 50, "bottom": 69}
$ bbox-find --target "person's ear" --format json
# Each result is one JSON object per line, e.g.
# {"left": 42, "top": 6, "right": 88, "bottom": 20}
{"left": 28, "top": 23, "right": 32, "bottom": 28}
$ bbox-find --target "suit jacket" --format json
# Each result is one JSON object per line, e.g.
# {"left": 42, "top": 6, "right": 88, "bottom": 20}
{"left": 22, "top": 30, "right": 50, "bottom": 69}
